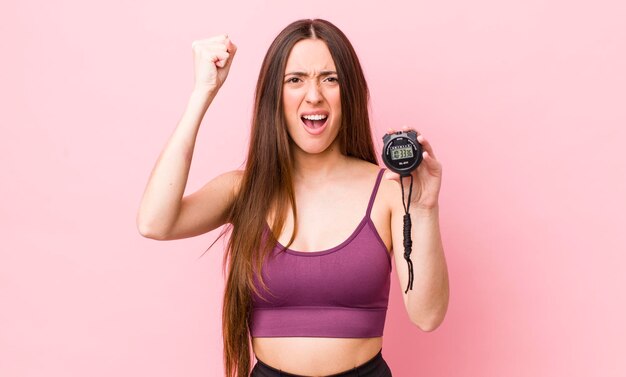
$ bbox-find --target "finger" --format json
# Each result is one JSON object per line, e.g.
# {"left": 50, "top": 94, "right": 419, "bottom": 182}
{"left": 386, "top": 128, "right": 396, "bottom": 135}
{"left": 221, "top": 39, "right": 237, "bottom": 70}
{"left": 225, "top": 37, "right": 237, "bottom": 56}
{"left": 416, "top": 134, "right": 436, "bottom": 159}
{"left": 422, "top": 151, "right": 442, "bottom": 171}
{"left": 211, "top": 51, "right": 230, "bottom": 67}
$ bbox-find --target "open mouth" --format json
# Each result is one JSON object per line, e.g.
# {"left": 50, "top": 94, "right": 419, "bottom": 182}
{"left": 300, "top": 114, "right": 328, "bottom": 135}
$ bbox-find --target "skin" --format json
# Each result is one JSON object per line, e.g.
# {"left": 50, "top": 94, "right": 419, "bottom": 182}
{"left": 137, "top": 35, "right": 448, "bottom": 377}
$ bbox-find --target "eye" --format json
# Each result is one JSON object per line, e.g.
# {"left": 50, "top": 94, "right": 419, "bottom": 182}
{"left": 285, "top": 77, "right": 301, "bottom": 84}
{"left": 324, "top": 77, "right": 339, "bottom": 83}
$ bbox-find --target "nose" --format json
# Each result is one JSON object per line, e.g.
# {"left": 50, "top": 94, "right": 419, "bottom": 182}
{"left": 304, "top": 81, "right": 322, "bottom": 104}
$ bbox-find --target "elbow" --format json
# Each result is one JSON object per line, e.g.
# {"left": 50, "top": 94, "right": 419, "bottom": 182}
{"left": 413, "top": 316, "right": 444, "bottom": 332}
{"left": 411, "top": 303, "right": 449, "bottom": 332}
{"left": 137, "top": 223, "right": 161, "bottom": 240}
{"left": 414, "top": 281, "right": 450, "bottom": 332}
{"left": 136, "top": 217, "right": 169, "bottom": 240}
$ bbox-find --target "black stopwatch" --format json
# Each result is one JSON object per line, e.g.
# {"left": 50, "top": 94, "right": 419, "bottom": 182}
{"left": 381, "top": 130, "right": 424, "bottom": 294}
{"left": 382, "top": 131, "right": 423, "bottom": 176}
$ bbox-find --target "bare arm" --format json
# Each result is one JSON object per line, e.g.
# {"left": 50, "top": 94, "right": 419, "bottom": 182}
{"left": 136, "top": 35, "right": 239, "bottom": 240}
{"left": 384, "top": 128, "right": 449, "bottom": 331}
{"left": 390, "top": 201, "right": 449, "bottom": 331}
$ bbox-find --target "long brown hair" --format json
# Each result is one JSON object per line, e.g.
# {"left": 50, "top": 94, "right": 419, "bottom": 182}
{"left": 214, "top": 19, "right": 378, "bottom": 377}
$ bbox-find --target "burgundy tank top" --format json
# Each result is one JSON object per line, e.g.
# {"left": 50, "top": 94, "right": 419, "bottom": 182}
{"left": 249, "top": 168, "right": 391, "bottom": 338}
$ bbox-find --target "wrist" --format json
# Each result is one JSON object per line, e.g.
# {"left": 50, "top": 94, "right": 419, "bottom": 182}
{"left": 410, "top": 204, "right": 439, "bottom": 218}
{"left": 191, "top": 86, "right": 218, "bottom": 99}
{"left": 189, "top": 88, "right": 217, "bottom": 107}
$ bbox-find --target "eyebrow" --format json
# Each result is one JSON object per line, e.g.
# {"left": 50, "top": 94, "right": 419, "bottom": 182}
{"left": 284, "top": 70, "right": 337, "bottom": 77}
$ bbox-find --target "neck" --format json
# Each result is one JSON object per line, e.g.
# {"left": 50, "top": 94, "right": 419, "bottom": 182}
{"left": 291, "top": 138, "right": 348, "bottom": 184}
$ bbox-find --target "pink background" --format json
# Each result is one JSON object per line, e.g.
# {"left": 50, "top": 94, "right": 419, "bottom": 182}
{"left": 1, "top": 0, "right": 625, "bottom": 376}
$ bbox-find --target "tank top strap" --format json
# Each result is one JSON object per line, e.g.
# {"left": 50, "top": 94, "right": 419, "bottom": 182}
{"left": 366, "top": 168, "right": 386, "bottom": 218}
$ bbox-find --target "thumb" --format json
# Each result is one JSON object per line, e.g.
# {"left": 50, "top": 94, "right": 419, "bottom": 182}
{"left": 224, "top": 37, "right": 237, "bottom": 64}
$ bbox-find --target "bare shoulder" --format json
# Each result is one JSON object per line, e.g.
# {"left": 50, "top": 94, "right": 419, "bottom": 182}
{"left": 343, "top": 158, "right": 382, "bottom": 182}
{"left": 219, "top": 169, "right": 245, "bottom": 197}
{"left": 342, "top": 159, "right": 401, "bottom": 212}
{"left": 376, "top": 169, "right": 404, "bottom": 212}
{"left": 341, "top": 159, "right": 395, "bottom": 191}
{"left": 196, "top": 169, "right": 245, "bottom": 203}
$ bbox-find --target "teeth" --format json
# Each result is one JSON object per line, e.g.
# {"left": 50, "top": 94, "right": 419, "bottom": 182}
{"left": 302, "top": 114, "right": 328, "bottom": 121}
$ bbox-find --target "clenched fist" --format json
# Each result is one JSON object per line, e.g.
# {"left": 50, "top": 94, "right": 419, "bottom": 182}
{"left": 191, "top": 34, "right": 237, "bottom": 93}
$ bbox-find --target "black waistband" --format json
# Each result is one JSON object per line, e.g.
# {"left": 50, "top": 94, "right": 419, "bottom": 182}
{"left": 254, "top": 348, "right": 384, "bottom": 377}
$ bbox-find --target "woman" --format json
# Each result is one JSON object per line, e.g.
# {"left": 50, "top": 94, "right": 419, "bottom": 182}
{"left": 137, "top": 19, "right": 449, "bottom": 377}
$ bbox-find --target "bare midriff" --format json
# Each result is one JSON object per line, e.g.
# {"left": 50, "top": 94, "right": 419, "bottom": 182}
{"left": 252, "top": 336, "right": 383, "bottom": 376}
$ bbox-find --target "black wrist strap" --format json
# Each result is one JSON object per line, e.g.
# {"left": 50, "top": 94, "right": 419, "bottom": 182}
{"left": 400, "top": 174, "right": 414, "bottom": 293}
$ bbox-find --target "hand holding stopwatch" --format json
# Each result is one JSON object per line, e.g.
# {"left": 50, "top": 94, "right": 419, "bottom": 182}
{"left": 381, "top": 131, "right": 423, "bottom": 293}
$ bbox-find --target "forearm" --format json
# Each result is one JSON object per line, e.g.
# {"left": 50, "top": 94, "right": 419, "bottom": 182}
{"left": 136, "top": 89, "right": 216, "bottom": 237}
{"left": 405, "top": 206, "right": 449, "bottom": 331}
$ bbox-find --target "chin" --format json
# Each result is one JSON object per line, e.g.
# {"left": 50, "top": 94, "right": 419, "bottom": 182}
{"left": 294, "top": 136, "right": 342, "bottom": 155}
{"left": 293, "top": 142, "right": 330, "bottom": 155}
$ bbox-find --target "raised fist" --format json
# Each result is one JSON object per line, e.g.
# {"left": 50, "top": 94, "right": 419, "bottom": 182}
{"left": 191, "top": 34, "right": 237, "bottom": 92}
